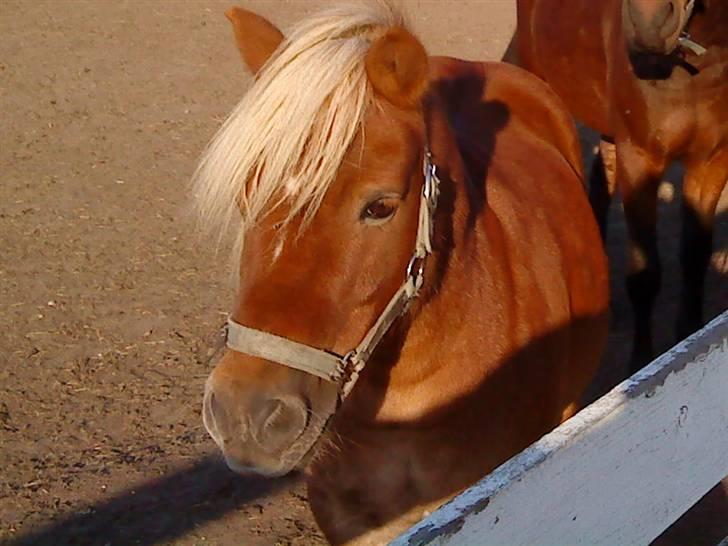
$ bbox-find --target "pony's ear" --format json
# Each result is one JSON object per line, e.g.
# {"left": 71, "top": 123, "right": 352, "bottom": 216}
{"left": 365, "top": 27, "right": 428, "bottom": 109}
{"left": 225, "top": 7, "right": 285, "bottom": 74}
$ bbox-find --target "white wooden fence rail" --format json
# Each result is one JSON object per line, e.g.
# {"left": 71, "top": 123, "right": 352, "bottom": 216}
{"left": 392, "top": 310, "right": 728, "bottom": 546}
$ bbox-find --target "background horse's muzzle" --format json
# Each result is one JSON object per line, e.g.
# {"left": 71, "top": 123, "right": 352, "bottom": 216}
{"left": 625, "top": 0, "right": 691, "bottom": 54}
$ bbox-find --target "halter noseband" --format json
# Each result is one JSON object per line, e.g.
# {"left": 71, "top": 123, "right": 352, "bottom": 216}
{"left": 225, "top": 148, "right": 441, "bottom": 402}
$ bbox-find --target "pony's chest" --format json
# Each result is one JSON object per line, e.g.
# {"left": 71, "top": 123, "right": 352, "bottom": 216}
{"left": 691, "top": 63, "right": 728, "bottom": 137}
{"left": 624, "top": 74, "right": 721, "bottom": 155}
{"left": 648, "top": 61, "right": 726, "bottom": 120}
{"left": 307, "top": 427, "right": 488, "bottom": 522}
{"left": 306, "top": 431, "right": 464, "bottom": 543}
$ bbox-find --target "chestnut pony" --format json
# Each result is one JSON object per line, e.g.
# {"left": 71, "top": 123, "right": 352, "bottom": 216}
{"left": 193, "top": 4, "right": 608, "bottom": 544}
{"left": 514, "top": 0, "right": 728, "bottom": 371}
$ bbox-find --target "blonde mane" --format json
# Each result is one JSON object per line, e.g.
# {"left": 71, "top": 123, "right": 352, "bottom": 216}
{"left": 192, "top": 2, "right": 403, "bottom": 251}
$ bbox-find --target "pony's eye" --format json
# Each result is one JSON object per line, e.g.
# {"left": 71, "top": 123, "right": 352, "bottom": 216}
{"left": 361, "top": 198, "right": 397, "bottom": 223}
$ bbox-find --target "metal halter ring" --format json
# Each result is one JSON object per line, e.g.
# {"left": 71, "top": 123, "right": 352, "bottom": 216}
{"left": 340, "top": 349, "right": 358, "bottom": 369}
{"left": 406, "top": 255, "right": 426, "bottom": 282}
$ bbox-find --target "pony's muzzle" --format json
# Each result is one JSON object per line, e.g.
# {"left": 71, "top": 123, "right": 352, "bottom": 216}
{"left": 625, "top": 0, "right": 689, "bottom": 54}
{"left": 203, "top": 374, "right": 309, "bottom": 476}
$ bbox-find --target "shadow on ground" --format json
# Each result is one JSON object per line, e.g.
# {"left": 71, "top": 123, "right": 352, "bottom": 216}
{"left": 6, "top": 455, "right": 296, "bottom": 546}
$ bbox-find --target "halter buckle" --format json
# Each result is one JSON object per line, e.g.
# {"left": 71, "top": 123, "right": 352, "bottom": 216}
{"left": 423, "top": 152, "right": 439, "bottom": 207}
{"left": 678, "top": 32, "right": 707, "bottom": 56}
{"left": 340, "top": 349, "right": 357, "bottom": 369}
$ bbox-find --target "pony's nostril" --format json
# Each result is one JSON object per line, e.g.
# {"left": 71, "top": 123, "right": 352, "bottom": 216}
{"left": 256, "top": 399, "right": 283, "bottom": 431}
{"left": 252, "top": 397, "right": 307, "bottom": 451}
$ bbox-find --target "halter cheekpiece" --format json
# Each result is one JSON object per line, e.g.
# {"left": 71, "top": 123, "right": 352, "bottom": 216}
{"left": 678, "top": 0, "right": 707, "bottom": 56}
{"left": 225, "top": 147, "right": 441, "bottom": 402}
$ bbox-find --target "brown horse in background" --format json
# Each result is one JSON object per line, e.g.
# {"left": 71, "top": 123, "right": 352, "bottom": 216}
{"left": 514, "top": 0, "right": 728, "bottom": 372}
{"left": 193, "top": 4, "right": 608, "bottom": 544}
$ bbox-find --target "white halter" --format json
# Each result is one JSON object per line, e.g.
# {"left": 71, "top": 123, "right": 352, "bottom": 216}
{"left": 226, "top": 148, "right": 441, "bottom": 402}
{"left": 678, "top": 0, "right": 707, "bottom": 56}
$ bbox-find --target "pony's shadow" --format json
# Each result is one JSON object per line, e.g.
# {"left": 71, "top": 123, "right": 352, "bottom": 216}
{"left": 435, "top": 72, "right": 510, "bottom": 236}
{"left": 6, "top": 454, "right": 296, "bottom": 546}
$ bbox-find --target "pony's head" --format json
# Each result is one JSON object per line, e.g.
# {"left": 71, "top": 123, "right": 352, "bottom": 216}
{"left": 193, "top": 4, "right": 432, "bottom": 477}
{"left": 622, "top": 0, "right": 696, "bottom": 54}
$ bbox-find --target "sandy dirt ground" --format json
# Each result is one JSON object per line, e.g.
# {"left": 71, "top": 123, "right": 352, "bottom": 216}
{"left": 0, "top": 1, "right": 726, "bottom": 545}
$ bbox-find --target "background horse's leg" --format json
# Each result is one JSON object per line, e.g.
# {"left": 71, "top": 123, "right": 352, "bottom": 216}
{"left": 589, "top": 137, "right": 617, "bottom": 241}
{"left": 617, "top": 140, "right": 666, "bottom": 374}
{"left": 677, "top": 151, "right": 728, "bottom": 340}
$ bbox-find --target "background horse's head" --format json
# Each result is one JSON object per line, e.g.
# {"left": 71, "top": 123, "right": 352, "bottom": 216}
{"left": 193, "top": 4, "right": 431, "bottom": 477}
{"left": 622, "top": 0, "right": 696, "bottom": 54}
